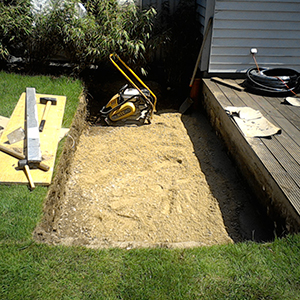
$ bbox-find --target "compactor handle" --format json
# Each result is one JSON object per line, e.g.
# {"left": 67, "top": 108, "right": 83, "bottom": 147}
{"left": 109, "top": 54, "right": 157, "bottom": 113}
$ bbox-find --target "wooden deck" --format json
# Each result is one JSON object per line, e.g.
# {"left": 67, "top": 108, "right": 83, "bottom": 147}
{"left": 202, "top": 78, "right": 300, "bottom": 233}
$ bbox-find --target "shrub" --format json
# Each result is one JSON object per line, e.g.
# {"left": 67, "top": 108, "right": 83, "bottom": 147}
{"left": 0, "top": 0, "right": 157, "bottom": 72}
{"left": 0, "top": 0, "right": 33, "bottom": 61}
{"left": 27, "top": 0, "right": 91, "bottom": 66}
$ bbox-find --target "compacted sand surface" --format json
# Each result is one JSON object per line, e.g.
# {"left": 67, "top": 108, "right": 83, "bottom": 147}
{"left": 35, "top": 109, "right": 273, "bottom": 248}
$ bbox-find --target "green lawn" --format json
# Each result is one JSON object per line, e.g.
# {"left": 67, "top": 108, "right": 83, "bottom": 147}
{"left": 0, "top": 71, "right": 83, "bottom": 243}
{"left": 0, "top": 71, "right": 299, "bottom": 300}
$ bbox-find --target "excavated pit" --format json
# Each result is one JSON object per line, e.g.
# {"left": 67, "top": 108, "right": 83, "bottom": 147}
{"left": 34, "top": 75, "right": 275, "bottom": 249}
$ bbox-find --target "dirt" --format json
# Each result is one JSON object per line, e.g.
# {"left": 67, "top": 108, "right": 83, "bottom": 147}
{"left": 34, "top": 102, "right": 274, "bottom": 249}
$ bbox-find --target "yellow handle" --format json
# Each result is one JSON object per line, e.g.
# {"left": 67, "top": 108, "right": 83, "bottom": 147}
{"left": 109, "top": 54, "right": 157, "bottom": 113}
{"left": 24, "top": 165, "right": 35, "bottom": 190}
{"left": 41, "top": 100, "right": 52, "bottom": 121}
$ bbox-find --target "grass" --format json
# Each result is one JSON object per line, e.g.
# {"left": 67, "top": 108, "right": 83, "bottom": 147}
{"left": 0, "top": 185, "right": 47, "bottom": 242}
{"left": 0, "top": 71, "right": 82, "bottom": 127}
{"left": 1, "top": 237, "right": 300, "bottom": 299}
{"left": 0, "top": 71, "right": 300, "bottom": 299}
{"left": 0, "top": 71, "right": 82, "bottom": 242}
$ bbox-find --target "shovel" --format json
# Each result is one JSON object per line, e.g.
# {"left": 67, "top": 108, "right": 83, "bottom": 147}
{"left": 179, "top": 17, "right": 213, "bottom": 114}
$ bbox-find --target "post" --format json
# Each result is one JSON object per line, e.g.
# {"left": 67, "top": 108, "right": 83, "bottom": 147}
{"left": 25, "top": 87, "right": 42, "bottom": 163}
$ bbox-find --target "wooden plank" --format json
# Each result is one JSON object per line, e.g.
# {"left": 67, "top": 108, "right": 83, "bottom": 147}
{"left": 218, "top": 83, "right": 300, "bottom": 201}
{"left": 211, "top": 77, "right": 244, "bottom": 91}
{"left": 268, "top": 97, "right": 300, "bottom": 132}
{"left": 0, "top": 116, "right": 9, "bottom": 138}
{"left": 248, "top": 93, "right": 300, "bottom": 146}
{"left": 203, "top": 81, "right": 289, "bottom": 200}
{"left": 202, "top": 79, "right": 300, "bottom": 229}
{"left": 204, "top": 79, "right": 233, "bottom": 107}
{"left": 0, "top": 115, "right": 9, "bottom": 129}
{"left": 237, "top": 92, "right": 300, "bottom": 163}
{"left": 249, "top": 137, "right": 300, "bottom": 215}
{"left": 0, "top": 92, "right": 66, "bottom": 186}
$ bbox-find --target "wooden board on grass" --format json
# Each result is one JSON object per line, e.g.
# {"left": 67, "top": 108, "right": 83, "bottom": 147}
{"left": 0, "top": 92, "right": 66, "bottom": 186}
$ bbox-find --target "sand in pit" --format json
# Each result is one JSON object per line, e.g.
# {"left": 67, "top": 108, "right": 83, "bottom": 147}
{"left": 36, "top": 109, "right": 273, "bottom": 248}
{"left": 38, "top": 107, "right": 271, "bottom": 249}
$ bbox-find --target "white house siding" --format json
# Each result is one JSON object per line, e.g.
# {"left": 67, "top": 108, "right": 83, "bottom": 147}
{"left": 203, "top": 0, "right": 300, "bottom": 73}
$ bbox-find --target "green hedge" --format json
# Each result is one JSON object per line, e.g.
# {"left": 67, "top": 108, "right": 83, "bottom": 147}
{"left": 0, "top": 0, "right": 156, "bottom": 71}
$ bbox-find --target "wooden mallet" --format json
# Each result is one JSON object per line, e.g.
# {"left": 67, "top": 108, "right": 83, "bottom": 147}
{"left": 39, "top": 97, "right": 57, "bottom": 132}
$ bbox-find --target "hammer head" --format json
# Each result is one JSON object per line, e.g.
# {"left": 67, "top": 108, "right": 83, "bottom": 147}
{"left": 18, "top": 159, "right": 27, "bottom": 169}
{"left": 40, "top": 97, "right": 57, "bottom": 105}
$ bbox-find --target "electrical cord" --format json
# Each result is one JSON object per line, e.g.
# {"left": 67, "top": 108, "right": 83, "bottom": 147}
{"left": 244, "top": 67, "right": 300, "bottom": 96}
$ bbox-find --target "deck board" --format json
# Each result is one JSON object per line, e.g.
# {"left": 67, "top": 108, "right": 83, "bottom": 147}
{"left": 272, "top": 98, "right": 300, "bottom": 130}
{"left": 202, "top": 78, "right": 300, "bottom": 231}
{"left": 209, "top": 80, "right": 300, "bottom": 191}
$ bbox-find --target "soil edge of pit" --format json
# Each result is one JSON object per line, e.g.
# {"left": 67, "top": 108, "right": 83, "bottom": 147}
{"left": 33, "top": 91, "right": 88, "bottom": 244}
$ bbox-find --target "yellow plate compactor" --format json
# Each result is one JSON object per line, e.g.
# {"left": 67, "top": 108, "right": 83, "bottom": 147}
{"left": 98, "top": 54, "right": 157, "bottom": 126}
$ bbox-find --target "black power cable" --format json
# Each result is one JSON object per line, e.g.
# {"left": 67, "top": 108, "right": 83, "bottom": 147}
{"left": 244, "top": 67, "right": 300, "bottom": 96}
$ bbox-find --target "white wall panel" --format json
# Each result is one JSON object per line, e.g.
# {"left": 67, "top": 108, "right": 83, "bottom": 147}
{"left": 207, "top": 0, "right": 300, "bottom": 73}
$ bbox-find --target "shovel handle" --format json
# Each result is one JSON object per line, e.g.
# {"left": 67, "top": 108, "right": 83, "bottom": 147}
{"left": 189, "top": 17, "right": 213, "bottom": 87}
{"left": 0, "top": 144, "right": 24, "bottom": 160}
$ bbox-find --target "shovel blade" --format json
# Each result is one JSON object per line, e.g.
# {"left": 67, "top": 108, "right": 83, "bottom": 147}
{"left": 179, "top": 97, "right": 193, "bottom": 114}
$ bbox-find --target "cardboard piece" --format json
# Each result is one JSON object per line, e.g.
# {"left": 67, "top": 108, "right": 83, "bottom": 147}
{"left": 225, "top": 106, "right": 281, "bottom": 138}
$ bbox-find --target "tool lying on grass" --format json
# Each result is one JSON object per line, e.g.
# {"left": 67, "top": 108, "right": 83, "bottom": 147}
{"left": 97, "top": 54, "right": 157, "bottom": 126}
{"left": 39, "top": 97, "right": 57, "bottom": 132}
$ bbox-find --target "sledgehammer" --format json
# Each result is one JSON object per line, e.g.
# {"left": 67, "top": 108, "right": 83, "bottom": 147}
{"left": 18, "top": 159, "right": 35, "bottom": 190}
{"left": 39, "top": 97, "right": 57, "bottom": 132}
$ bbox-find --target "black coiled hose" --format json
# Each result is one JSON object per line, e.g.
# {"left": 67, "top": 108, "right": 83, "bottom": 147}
{"left": 244, "top": 67, "right": 300, "bottom": 96}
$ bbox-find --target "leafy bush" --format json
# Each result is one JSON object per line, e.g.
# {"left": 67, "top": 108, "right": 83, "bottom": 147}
{"left": 28, "top": 0, "right": 91, "bottom": 66}
{"left": 0, "top": 0, "right": 157, "bottom": 72}
{"left": 0, "top": 0, "right": 33, "bottom": 61}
